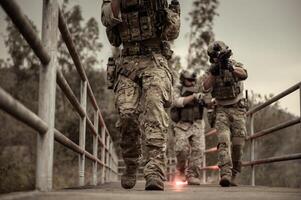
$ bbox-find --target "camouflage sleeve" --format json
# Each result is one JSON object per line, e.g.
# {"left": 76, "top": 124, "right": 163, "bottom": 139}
{"left": 231, "top": 60, "right": 248, "bottom": 80}
{"left": 101, "top": 0, "right": 122, "bottom": 28}
{"left": 172, "top": 85, "right": 185, "bottom": 108}
{"left": 161, "top": 8, "right": 181, "bottom": 41}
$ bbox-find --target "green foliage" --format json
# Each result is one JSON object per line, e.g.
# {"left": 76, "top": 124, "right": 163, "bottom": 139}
{"left": 188, "top": 0, "right": 219, "bottom": 72}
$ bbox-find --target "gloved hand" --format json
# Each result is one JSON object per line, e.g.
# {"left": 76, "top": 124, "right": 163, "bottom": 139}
{"left": 209, "top": 64, "right": 220, "bottom": 76}
{"left": 193, "top": 93, "right": 205, "bottom": 106}
{"left": 193, "top": 92, "right": 203, "bottom": 101}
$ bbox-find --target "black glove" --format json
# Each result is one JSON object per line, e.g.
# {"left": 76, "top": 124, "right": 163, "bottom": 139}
{"left": 209, "top": 64, "right": 220, "bottom": 76}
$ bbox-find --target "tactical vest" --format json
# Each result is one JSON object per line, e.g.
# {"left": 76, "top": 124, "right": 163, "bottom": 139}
{"left": 212, "top": 69, "right": 241, "bottom": 100}
{"left": 173, "top": 86, "right": 203, "bottom": 122}
{"left": 118, "top": 0, "right": 167, "bottom": 44}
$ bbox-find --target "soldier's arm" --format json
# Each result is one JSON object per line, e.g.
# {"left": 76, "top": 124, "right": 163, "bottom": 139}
{"left": 202, "top": 73, "right": 216, "bottom": 93}
{"left": 101, "top": 0, "right": 122, "bottom": 28}
{"left": 232, "top": 62, "right": 248, "bottom": 80}
{"left": 173, "top": 86, "right": 197, "bottom": 108}
{"left": 174, "top": 95, "right": 198, "bottom": 108}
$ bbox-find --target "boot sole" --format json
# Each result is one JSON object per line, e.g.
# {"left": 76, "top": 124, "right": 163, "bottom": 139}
{"left": 145, "top": 182, "right": 164, "bottom": 191}
{"left": 145, "top": 185, "right": 164, "bottom": 191}
{"left": 220, "top": 179, "right": 230, "bottom": 187}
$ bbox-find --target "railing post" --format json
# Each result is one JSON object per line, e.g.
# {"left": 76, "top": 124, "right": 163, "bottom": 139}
{"left": 92, "top": 110, "right": 99, "bottom": 186}
{"left": 101, "top": 128, "right": 106, "bottom": 183}
{"left": 299, "top": 84, "right": 301, "bottom": 130}
{"left": 250, "top": 114, "right": 255, "bottom": 186}
{"left": 106, "top": 135, "right": 110, "bottom": 181}
{"left": 202, "top": 154, "right": 206, "bottom": 184}
{"left": 79, "top": 80, "right": 87, "bottom": 186}
{"left": 36, "top": 0, "right": 58, "bottom": 192}
{"left": 109, "top": 140, "right": 112, "bottom": 181}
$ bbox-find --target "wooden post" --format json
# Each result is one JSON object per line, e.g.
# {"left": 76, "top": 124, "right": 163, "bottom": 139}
{"left": 79, "top": 80, "right": 87, "bottom": 186}
{"left": 92, "top": 111, "right": 99, "bottom": 186}
{"left": 101, "top": 128, "right": 106, "bottom": 183}
{"left": 250, "top": 114, "right": 255, "bottom": 186}
{"left": 36, "top": 0, "right": 58, "bottom": 192}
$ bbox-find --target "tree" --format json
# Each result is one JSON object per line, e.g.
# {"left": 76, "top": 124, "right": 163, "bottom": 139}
{"left": 187, "top": 0, "right": 219, "bottom": 73}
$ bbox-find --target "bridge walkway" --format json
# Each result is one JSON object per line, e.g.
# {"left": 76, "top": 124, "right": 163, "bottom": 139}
{"left": 1, "top": 182, "right": 300, "bottom": 200}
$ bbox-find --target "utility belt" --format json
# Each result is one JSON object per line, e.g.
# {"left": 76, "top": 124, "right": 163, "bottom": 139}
{"left": 106, "top": 40, "right": 173, "bottom": 90}
{"left": 122, "top": 45, "right": 162, "bottom": 57}
{"left": 122, "top": 39, "right": 162, "bottom": 56}
{"left": 219, "top": 98, "right": 248, "bottom": 109}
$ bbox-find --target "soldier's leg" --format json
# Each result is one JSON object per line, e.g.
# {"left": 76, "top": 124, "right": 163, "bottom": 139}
{"left": 174, "top": 125, "right": 190, "bottom": 177}
{"left": 215, "top": 108, "right": 232, "bottom": 186}
{"left": 115, "top": 76, "right": 141, "bottom": 189}
{"left": 187, "top": 120, "right": 205, "bottom": 184}
{"left": 230, "top": 108, "right": 247, "bottom": 186}
{"left": 140, "top": 56, "right": 173, "bottom": 190}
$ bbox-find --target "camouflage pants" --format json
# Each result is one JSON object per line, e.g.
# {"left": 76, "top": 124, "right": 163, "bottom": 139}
{"left": 115, "top": 54, "right": 173, "bottom": 180}
{"left": 174, "top": 120, "right": 205, "bottom": 178}
{"left": 214, "top": 106, "right": 246, "bottom": 177}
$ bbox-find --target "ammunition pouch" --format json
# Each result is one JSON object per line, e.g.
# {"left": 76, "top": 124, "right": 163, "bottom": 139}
{"left": 107, "top": 57, "right": 117, "bottom": 89}
{"left": 179, "top": 104, "right": 203, "bottom": 122}
{"left": 170, "top": 103, "right": 204, "bottom": 123}
{"left": 212, "top": 70, "right": 241, "bottom": 100}
{"left": 106, "top": 26, "right": 122, "bottom": 47}
{"left": 212, "top": 85, "right": 241, "bottom": 100}
{"left": 118, "top": 0, "right": 159, "bottom": 43}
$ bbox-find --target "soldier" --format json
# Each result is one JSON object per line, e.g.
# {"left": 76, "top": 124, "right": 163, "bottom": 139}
{"left": 170, "top": 70, "right": 205, "bottom": 185}
{"left": 101, "top": 0, "right": 180, "bottom": 190}
{"left": 202, "top": 41, "right": 248, "bottom": 187}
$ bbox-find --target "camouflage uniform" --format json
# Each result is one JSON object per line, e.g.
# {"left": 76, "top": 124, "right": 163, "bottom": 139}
{"left": 101, "top": 0, "right": 180, "bottom": 187}
{"left": 203, "top": 55, "right": 248, "bottom": 184}
{"left": 172, "top": 83, "right": 205, "bottom": 180}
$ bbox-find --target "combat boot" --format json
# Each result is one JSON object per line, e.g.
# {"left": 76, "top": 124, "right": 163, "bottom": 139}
{"left": 219, "top": 175, "right": 231, "bottom": 187}
{"left": 187, "top": 177, "right": 201, "bottom": 185}
{"left": 145, "top": 175, "right": 164, "bottom": 191}
{"left": 121, "top": 166, "right": 137, "bottom": 189}
{"left": 230, "top": 174, "right": 238, "bottom": 186}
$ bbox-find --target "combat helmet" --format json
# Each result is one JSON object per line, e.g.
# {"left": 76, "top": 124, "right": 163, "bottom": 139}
{"left": 207, "top": 41, "right": 232, "bottom": 63}
{"left": 180, "top": 69, "right": 197, "bottom": 84}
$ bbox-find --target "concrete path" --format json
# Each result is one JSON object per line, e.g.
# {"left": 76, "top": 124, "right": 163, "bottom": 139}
{"left": 1, "top": 181, "right": 300, "bottom": 200}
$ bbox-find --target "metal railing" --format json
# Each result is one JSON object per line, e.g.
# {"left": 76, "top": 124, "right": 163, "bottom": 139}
{"left": 245, "top": 81, "right": 301, "bottom": 186}
{"left": 200, "top": 81, "right": 301, "bottom": 185}
{"left": 167, "top": 81, "right": 301, "bottom": 185}
{"left": 0, "top": 0, "right": 118, "bottom": 192}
